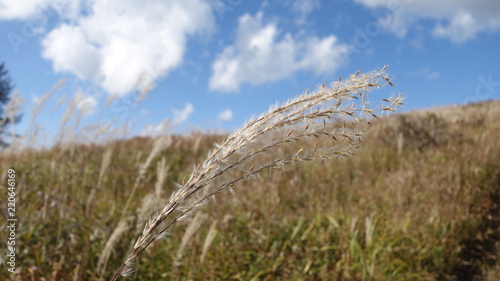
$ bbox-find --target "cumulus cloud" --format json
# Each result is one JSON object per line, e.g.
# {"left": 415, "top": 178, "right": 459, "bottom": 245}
{"left": 0, "top": 0, "right": 47, "bottom": 19}
{"left": 72, "top": 91, "right": 97, "bottom": 116}
{"left": 42, "top": 25, "right": 100, "bottom": 80}
{"left": 353, "top": 0, "right": 500, "bottom": 43}
{"left": 140, "top": 118, "right": 171, "bottom": 136}
{"left": 0, "top": 0, "right": 81, "bottom": 20}
{"left": 217, "top": 109, "right": 233, "bottom": 122}
{"left": 141, "top": 103, "right": 193, "bottom": 135}
{"left": 291, "top": 0, "right": 320, "bottom": 25}
{"left": 432, "top": 11, "right": 480, "bottom": 43}
{"left": 39, "top": 0, "right": 213, "bottom": 96}
{"left": 172, "top": 103, "right": 194, "bottom": 125}
{"left": 209, "top": 12, "right": 350, "bottom": 92}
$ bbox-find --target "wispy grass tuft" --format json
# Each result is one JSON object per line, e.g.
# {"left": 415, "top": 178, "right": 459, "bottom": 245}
{"left": 109, "top": 66, "right": 403, "bottom": 279}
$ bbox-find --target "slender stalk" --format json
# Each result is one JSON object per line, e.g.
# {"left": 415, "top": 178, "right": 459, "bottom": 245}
{"left": 110, "top": 66, "right": 403, "bottom": 280}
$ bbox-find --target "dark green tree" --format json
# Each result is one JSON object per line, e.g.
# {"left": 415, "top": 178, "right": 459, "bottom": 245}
{"left": 0, "top": 62, "right": 21, "bottom": 148}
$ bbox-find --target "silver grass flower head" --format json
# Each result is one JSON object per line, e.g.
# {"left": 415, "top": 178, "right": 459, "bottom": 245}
{"left": 110, "top": 66, "right": 403, "bottom": 280}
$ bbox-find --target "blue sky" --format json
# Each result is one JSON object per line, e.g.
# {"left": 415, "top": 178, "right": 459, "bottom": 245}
{"left": 0, "top": 0, "right": 499, "bottom": 145}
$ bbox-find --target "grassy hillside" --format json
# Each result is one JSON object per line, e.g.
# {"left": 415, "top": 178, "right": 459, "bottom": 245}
{"left": 1, "top": 100, "right": 499, "bottom": 280}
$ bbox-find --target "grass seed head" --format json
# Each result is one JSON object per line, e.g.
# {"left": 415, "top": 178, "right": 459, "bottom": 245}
{"left": 110, "top": 66, "right": 403, "bottom": 280}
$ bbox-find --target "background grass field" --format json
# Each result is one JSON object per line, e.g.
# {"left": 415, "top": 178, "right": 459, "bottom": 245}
{"left": 1, "top": 100, "right": 499, "bottom": 280}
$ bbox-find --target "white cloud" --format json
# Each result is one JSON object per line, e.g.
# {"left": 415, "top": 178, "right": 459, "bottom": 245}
{"left": 432, "top": 11, "right": 480, "bottom": 43}
{"left": 140, "top": 118, "right": 171, "bottom": 136}
{"left": 0, "top": 0, "right": 47, "bottom": 19}
{"left": 298, "top": 36, "right": 350, "bottom": 75}
{"left": 73, "top": 91, "right": 97, "bottom": 116}
{"left": 353, "top": 0, "right": 500, "bottom": 43}
{"left": 173, "top": 103, "right": 194, "bottom": 125}
{"left": 426, "top": 72, "right": 441, "bottom": 80}
{"left": 410, "top": 67, "right": 441, "bottom": 80}
{"left": 42, "top": 24, "right": 100, "bottom": 80}
{"left": 217, "top": 109, "right": 233, "bottom": 122}
{"left": 140, "top": 109, "right": 151, "bottom": 117}
{"left": 209, "top": 12, "right": 350, "bottom": 92}
{"left": 0, "top": 0, "right": 81, "bottom": 20}
{"left": 141, "top": 103, "right": 194, "bottom": 135}
{"left": 40, "top": 0, "right": 213, "bottom": 96}
{"left": 291, "top": 0, "right": 320, "bottom": 25}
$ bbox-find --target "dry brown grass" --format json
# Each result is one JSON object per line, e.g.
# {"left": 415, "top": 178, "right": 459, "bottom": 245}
{"left": 110, "top": 67, "right": 403, "bottom": 279}
{"left": 1, "top": 74, "right": 499, "bottom": 281}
